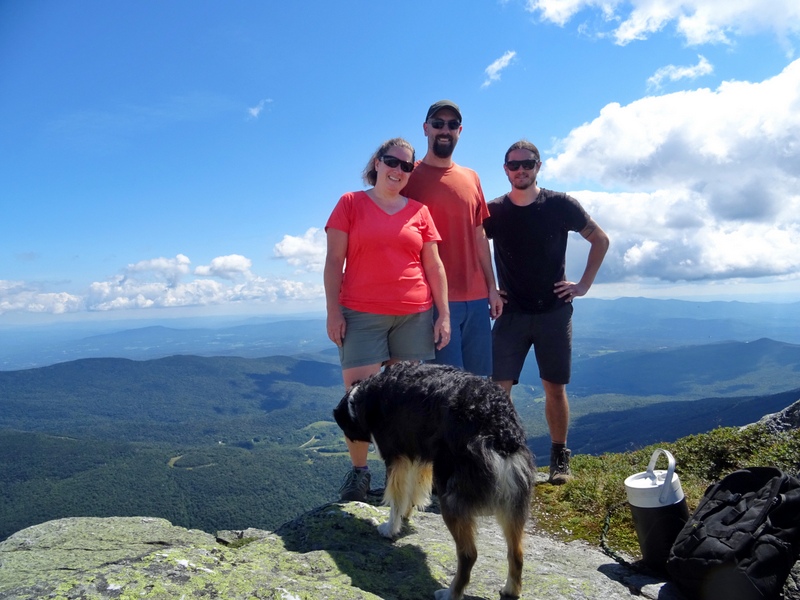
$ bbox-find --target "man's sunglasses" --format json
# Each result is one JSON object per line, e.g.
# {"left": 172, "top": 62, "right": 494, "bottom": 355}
{"left": 428, "top": 118, "right": 461, "bottom": 131}
{"left": 380, "top": 155, "right": 415, "bottom": 173}
{"left": 505, "top": 159, "right": 539, "bottom": 171}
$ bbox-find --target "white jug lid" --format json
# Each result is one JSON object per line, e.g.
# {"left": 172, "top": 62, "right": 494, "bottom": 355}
{"left": 624, "top": 449, "right": 685, "bottom": 508}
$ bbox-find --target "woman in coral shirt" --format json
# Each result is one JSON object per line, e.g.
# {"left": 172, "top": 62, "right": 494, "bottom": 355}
{"left": 324, "top": 137, "right": 450, "bottom": 502}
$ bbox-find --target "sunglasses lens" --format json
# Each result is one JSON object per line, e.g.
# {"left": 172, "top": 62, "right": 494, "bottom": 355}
{"left": 506, "top": 160, "right": 537, "bottom": 171}
{"left": 381, "top": 156, "right": 414, "bottom": 173}
{"left": 429, "top": 118, "right": 460, "bottom": 130}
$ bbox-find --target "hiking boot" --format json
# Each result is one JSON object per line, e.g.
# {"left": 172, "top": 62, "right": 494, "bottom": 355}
{"left": 339, "top": 467, "right": 371, "bottom": 502}
{"left": 549, "top": 447, "right": 573, "bottom": 485}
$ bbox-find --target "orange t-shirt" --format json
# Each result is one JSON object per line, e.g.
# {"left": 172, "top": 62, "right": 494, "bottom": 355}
{"left": 325, "top": 191, "right": 441, "bottom": 315}
{"left": 402, "top": 162, "right": 489, "bottom": 302}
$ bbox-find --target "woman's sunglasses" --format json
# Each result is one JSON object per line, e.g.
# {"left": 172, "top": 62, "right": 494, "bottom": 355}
{"left": 380, "top": 155, "right": 415, "bottom": 173}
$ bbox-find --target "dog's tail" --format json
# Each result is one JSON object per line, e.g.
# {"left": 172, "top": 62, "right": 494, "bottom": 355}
{"left": 493, "top": 448, "right": 534, "bottom": 600}
{"left": 492, "top": 448, "right": 535, "bottom": 520}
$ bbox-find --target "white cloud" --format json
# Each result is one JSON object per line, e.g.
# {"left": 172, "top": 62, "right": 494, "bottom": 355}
{"left": 482, "top": 51, "right": 517, "bottom": 88}
{"left": 526, "top": 0, "right": 800, "bottom": 47}
{"left": 273, "top": 228, "right": 326, "bottom": 272}
{"left": 247, "top": 98, "right": 273, "bottom": 119}
{"left": 545, "top": 60, "right": 800, "bottom": 283}
{"left": 125, "top": 254, "right": 191, "bottom": 286}
{"left": 547, "top": 59, "right": 800, "bottom": 200}
{"left": 84, "top": 272, "right": 323, "bottom": 312}
{"left": 574, "top": 190, "right": 800, "bottom": 282}
{"left": 647, "top": 55, "right": 713, "bottom": 89}
{"left": 194, "top": 254, "right": 252, "bottom": 280}
{"left": 0, "top": 252, "right": 324, "bottom": 315}
{"left": 0, "top": 280, "right": 84, "bottom": 315}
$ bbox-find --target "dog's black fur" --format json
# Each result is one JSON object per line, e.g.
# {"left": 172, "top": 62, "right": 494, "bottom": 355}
{"left": 333, "top": 361, "right": 535, "bottom": 600}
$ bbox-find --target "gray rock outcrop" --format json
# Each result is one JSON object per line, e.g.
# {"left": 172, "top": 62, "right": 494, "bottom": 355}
{"left": 753, "top": 398, "right": 800, "bottom": 433}
{"left": 0, "top": 503, "right": 683, "bottom": 600}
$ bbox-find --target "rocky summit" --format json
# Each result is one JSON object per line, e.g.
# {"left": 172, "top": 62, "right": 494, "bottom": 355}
{"left": 0, "top": 501, "right": 682, "bottom": 600}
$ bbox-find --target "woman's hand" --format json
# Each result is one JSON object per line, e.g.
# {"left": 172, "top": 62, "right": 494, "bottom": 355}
{"left": 327, "top": 308, "right": 346, "bottom": 347}
{"left": 434, "top": 313, "right": 451, "bottom": 350}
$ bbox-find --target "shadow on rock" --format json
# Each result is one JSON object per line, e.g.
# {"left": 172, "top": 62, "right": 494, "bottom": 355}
{"left": 276, "top": 501, "right": 450, "bottom": 600}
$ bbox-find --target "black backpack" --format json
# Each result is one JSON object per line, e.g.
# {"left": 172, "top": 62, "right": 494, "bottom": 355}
{"left": 666, "top": 467, "right": 800, "bottom": 600}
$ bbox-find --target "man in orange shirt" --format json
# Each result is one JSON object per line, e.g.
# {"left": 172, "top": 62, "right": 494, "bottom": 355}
{"left": 402, "top": 100, "right": 502, "bottom": 376}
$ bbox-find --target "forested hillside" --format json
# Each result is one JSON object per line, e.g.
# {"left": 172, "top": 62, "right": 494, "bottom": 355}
{"left": 2, "top": 340, "right": 800, "bottom": 541}
{"left": 0, "top": 355, "right": 343, "bottom": 445}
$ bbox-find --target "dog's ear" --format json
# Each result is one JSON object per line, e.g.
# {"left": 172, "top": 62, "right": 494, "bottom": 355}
{"left": 332, "top": 388, "right": 352, "bottom": 428}
{"left": 346, "top": 382, "right": 361, "bottom": 421}
{"left": 334, "top": 382, "right": 372, "bottom": 443}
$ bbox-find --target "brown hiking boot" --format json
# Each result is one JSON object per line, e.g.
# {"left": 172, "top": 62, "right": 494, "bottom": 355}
{"left": 339, "top": 467, "right": 371, "bottom": 502}
{"left": 549, "top": 447, "right": 574, "bottom": 485}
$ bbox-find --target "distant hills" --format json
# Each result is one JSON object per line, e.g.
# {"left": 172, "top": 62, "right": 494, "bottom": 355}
{"left": 4, "top": 340, "right": 799, "bottom": 449}
{"left": 0, "top": 317, "right": 334, "bottom": 371}
{"left": 0, "top": 355, "right": 343, "bottom": 445}
{"left": 2, "top": 297, "right": 799, "bottom": 371}
{"left": 568, "top": 337, "right": 800, "bottom": 397}
{"left": 571, "top": 297, "right": 800, "bottom": 351}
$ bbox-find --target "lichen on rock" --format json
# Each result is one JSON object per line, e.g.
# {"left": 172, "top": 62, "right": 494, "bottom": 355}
{"left": 0, "top": 503, "right": 681, "bottom": 599}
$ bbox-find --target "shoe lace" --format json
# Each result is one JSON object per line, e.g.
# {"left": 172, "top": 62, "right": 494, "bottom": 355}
{"left": 339, "top": 469, "right": 358, "bottom": 492}
{"left": 339, "top": 468, "right": 369, "bottom": 493}
{"left": 552, "top": 449, "right": 570, "bottom": 473}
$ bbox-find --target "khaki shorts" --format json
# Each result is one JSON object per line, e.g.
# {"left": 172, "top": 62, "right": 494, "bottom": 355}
{"left": 338, "top": 307, "right": 435, "bottom": 370}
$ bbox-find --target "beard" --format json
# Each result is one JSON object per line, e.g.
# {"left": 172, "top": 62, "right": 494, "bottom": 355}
{"left": 511, "top": 177, "right": 534, "bottom": 190}
{"left": 432, "top": 136, "right": 456, "bottom": 159}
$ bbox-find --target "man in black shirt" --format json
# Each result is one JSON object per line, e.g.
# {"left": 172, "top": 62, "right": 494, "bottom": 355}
{"left": 484, "top": 140, "right": 609, "bottom": 484}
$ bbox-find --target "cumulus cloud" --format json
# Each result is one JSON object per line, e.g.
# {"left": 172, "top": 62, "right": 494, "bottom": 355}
{"left": 273, "top": 228, "right": 326, "bottom": 272}
{"left": 0, "top": 280, "right": 84, "bottom": 315}
{"left": 0, "top": 253, "right": 323, "bottom": 315}
{"left": 647, "top": 55, "right": 713, "bottom": 89}
{"left": 125, "top": 254, "right": 191, "bottom": 286}
{"left": 573, "top": 190, "right": 800, "bottom": 282}
{"left": 545, "top": 60, "right": 800, "bottom": 283}
{"left": 526, "top": 0, "right": 800, "bottom": 47}
{"left": 482, "top": 51, "right": 517, "bottom": 88}
{"left": 194, "top": 254, "right": 253, "bottom": 280}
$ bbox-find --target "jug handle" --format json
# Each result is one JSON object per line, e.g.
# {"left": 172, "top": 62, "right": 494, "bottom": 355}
{"left": 646, "top": 448, "right": 676, "bottom": 505}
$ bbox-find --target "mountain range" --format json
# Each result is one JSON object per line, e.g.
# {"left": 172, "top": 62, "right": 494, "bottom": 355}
{"left": 2, "top": 297, "right": 799, "bottom": 371}
{"left": 2, "top": 297, "right": 800, "bottom": 543}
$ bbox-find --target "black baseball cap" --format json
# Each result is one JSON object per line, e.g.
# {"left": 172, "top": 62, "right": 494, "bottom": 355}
{"left": 426, "top": 100, "right": 462, "bottom": 122}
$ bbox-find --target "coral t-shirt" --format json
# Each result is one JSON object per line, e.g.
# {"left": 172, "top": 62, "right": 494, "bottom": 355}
{"left": 402, "top": 162, "right": 490, "bottom": 302}
{"left": 325, "top": 191, "right": 441, "bottom": 315}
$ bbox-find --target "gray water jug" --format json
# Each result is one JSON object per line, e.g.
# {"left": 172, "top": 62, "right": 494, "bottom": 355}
{"left": 624, "top": 449, "right": 689, "bottom": 573}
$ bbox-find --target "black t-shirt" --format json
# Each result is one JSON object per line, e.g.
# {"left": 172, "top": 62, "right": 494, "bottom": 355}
{"left": 484, "top": 189, "right": 589, "bottom": 314}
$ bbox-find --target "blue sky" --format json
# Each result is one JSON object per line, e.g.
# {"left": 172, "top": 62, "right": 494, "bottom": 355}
{"left": 2, "top": 0, "right": 799, "bottom": 324}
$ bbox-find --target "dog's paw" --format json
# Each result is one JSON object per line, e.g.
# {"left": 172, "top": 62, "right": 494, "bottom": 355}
{"left": 377, "top": 521, "right": 396, "bottom": 538}
{"left": 433, "top": 589, "right": 452, "bottom": 600}
{"left": 500, "top": 581, "right": 522, "bottom": 598}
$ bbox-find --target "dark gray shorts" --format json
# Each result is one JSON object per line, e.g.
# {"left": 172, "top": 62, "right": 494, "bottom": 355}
{"left": 491, "top": 303, "right": 573, "bottom": 385}
{"left": 338, "top": 307, "right": 435, "bottom": 370}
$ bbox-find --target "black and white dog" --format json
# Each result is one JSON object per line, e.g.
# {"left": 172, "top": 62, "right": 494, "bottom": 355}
{"left": 333, "top": 361, "right": 535, "bottom": 600}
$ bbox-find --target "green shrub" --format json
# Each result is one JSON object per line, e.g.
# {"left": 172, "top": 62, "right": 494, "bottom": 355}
{"left": 533, "top": 425, "right": 800, "bottom": 558}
